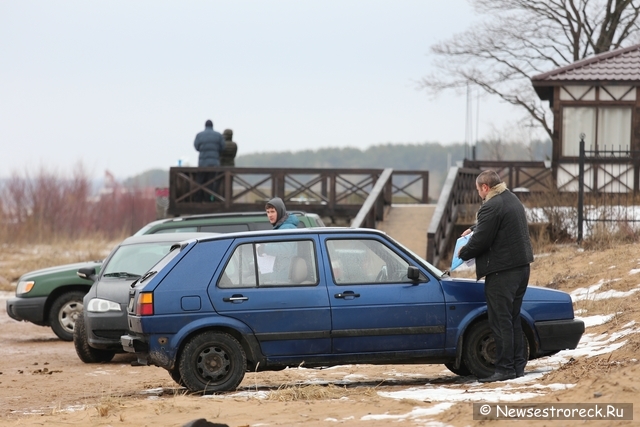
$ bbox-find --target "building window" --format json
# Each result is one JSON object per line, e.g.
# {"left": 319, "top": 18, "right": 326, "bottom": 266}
{"left": 562, "top": 106, "right": 631, "bottom": 156}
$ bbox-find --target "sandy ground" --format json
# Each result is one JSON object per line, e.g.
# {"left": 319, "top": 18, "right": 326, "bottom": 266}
{"left": 1, "top": 242, "right": 640, "bottom": 426}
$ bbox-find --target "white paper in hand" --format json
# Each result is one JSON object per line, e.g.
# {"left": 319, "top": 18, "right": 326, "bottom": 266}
{"left": 451, "top": 232, "right": 475, "bottom": 271}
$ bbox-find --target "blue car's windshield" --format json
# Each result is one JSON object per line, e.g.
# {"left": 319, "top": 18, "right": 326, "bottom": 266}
{"left": 391, "top": 238, "right": 446, "bottom": 277}
{"left": 102, "top": 242, "right": 175, "bottom": 277}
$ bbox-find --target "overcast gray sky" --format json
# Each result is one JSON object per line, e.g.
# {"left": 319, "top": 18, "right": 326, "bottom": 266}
{"left": 1, "top": 0, "right": 528, "bottom": 179}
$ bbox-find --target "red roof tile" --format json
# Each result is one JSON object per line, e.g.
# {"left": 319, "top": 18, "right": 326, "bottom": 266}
{"left": 531, "top": 43, "right": 640, "bottom": 84}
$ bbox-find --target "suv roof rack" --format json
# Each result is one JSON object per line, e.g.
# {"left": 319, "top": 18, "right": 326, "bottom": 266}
{"left": 168, "top": 211, "right": 309, "bottom": 222}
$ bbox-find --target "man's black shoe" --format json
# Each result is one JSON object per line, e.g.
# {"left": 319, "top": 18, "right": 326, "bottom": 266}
{"left": 479, "top": 372, "right": 516, "bottom": 383}
{"left": 516, "top": 372, "right": 525, "bottom": 378}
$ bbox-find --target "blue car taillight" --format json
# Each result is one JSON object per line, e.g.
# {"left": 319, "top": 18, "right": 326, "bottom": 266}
{"left": 136, "top": 292, "right": 154, "bottom": 316}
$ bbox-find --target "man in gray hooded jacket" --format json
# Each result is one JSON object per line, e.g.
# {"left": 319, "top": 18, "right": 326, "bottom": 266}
{"left": 265, "top": 197, "right": 299, "bottom": 229}
{"left": 257, "top": 197, "right": 300, "bottom": 283}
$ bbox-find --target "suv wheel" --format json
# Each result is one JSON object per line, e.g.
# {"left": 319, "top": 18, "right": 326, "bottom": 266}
{"left": 179, "top": 331, "right": 247, "bottom": 393}
{"left": 49, "top": 291, "right": 85, "bottom": 341}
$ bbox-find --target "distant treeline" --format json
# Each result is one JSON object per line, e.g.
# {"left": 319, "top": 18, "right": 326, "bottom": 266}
{"left": 124, "top": 140, "right": 552, "bottom": 198}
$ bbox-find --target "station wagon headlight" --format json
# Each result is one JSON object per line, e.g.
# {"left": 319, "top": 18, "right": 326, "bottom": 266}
{"left": 87, "top": 298, "right": 122, "bottom": 313}
{"left": 16, "top": 280, "right": 35, "bottom": 295}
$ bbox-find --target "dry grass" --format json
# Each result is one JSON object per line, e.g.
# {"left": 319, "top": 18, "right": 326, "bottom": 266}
{"left": 0, "top": 167, "right": 156, "bottom": 244}
{"left": 266, "top": 383, "right": 377, "bottom": 402}
{"left": 0, "top": 167, "right": 157, "bottom": 290}
{"left": 93, "top": 393, "right": 131, "bottom": 421}
{"left": 545, "top": 352, "right": 639, "bottom": 384}
{"left": 0, "top": 237, "right": 121, "bottom": 291}
{"left": 582, "top": 220, "right": 640, "bottom": 250}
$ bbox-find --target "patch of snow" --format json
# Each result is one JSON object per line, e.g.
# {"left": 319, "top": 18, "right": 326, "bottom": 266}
{"left": 342, "top": 374, "right": 368, "bottom": 380}
{"left": 578, "top": 314, "right": 616, "bottom": 327}
{"left": 360, "top": 403, "right": 455, "bottom": 421}
{"left": 379, "top": 386, "right": 540, "bottom": 403}
{"left": 206, "top": 390, "right": 270, "bottom": 400}
{"left": 583, "top": 287, "right": 640, "bottom": 301}
{"left": 570, "top": 280, "right": 640, "bottom": 302}
{"left": 324, "top": 415, "right": 355, "bottom": 422}
{"left": 140, "top": 388, "right": 164, "bottom": 395}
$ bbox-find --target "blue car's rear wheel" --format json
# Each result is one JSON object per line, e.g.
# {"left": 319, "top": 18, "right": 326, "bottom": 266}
{"left": 168, "top": 367, "right": 185, "bottom": 387}
{"left": 179, "top": 331, "right": 247, "bottom": 393}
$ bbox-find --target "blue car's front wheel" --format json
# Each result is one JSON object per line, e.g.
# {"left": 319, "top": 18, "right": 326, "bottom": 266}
{"left": 444, "top": 361, "right": 472, "bottom": 376}
{"left": 462, "top": 320, "right": 496, "bottom": 378}
{"left": 179, "top": 331, "right": 247, "bottom": 393}
{"left": 462, "top": 319, "right": 530, "bottom": 379}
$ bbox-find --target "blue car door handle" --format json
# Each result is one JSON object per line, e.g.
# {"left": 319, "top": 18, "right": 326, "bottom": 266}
{"left": 223, "top": 294, "right": 249, "bottom": 302}
{"left": 334, "top": 291, "right": 360, "bottom": 299}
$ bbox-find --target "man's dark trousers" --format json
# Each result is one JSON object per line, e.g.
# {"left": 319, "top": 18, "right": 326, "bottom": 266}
{"left": 484, "top": 264, "right": 530, "bottom": 376}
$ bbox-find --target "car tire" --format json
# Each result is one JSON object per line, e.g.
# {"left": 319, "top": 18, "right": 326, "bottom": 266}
{"left": 462, "top": 319, "right": 530, "bottom": 379}
{"left": 179, "top": 331, "right": 247, "bottom": 393}
{"left": 169, "top": 367, "right": 186, "bottom": 387}
{"left": 444, "top": 361, "right": 472, "bottom": 376}
{"left": 462, "top": 320, "right": 496, "bottom": 378}
{"left": 73, "top": 314, "right": 116, "bottom": 363}
{"left": 49, "top": 291, "right": 85, "bottom": 341}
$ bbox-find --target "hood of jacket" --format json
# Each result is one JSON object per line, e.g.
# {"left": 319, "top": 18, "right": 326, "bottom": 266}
{"left": 267, "top": 197, "right": 299, "bottom": 229}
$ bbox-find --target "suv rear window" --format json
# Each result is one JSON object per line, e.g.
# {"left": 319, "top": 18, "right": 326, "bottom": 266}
{"left": 153, "top": 227, "right": 198, "bottom": 234}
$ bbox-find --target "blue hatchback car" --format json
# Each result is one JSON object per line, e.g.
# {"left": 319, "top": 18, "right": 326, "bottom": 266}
{"left": 122, "top": 228, "right": 584, "bottom": 393}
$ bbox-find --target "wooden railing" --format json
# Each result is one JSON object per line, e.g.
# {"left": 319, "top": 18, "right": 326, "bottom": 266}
{"left": 427, "top": 161, "right": 553, "bottom": 268}
{"left": 167, "top": 167, "right": 429, "bottom": 224}
{"left": 427, "top": 167, "right": 481, "bottom": 268}
{"left": 350, "top": 168, "right": 393, "bottom": 228}
{"left": 462, "top": 160, "right": 554, "bottom": 192}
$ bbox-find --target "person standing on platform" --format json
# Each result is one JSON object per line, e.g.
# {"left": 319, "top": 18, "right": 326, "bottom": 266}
{"left": 193, "top": 119, "right": 225, "bottom": 201}
{"left": 221, "top": 129, "right": 238, "bottom": 167}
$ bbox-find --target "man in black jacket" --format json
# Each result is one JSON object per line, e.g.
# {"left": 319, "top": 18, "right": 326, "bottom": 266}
{"left": 459, "top": 170, "right": 534, "bottom": 383}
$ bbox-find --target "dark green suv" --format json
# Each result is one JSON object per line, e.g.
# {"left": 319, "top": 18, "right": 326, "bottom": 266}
{"left": 134, "top": 211, "right": 325, "bottom": 234}
{"left": 6, "top": 211, "right": 325, "bottom": 341}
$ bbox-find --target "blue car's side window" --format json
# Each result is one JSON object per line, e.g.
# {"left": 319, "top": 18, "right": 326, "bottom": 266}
{"left": 257, "top": 240, "right": 317, "bottom": 286}
{"left": 219, "top": 243, "right": 257, "bottom": 288}
{"left": 326, "top": 239, "right": 412, "bottom": 285}
{"left": 219, "top": 240, "right": 318, "bottom": 288}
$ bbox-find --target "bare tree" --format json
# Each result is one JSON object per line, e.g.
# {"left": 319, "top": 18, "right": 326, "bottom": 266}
{"left": 422, "top": 0, "right": 640, "bottom": 138}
